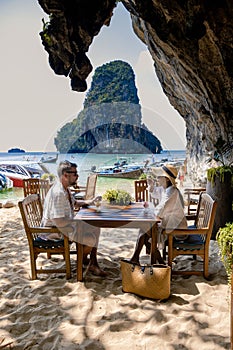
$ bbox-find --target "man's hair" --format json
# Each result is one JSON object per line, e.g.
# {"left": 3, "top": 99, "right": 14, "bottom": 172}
{"left": 57, "top": 160, "right": 77, "bottom": 177}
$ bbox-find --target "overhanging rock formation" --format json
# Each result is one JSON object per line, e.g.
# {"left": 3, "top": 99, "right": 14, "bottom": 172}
{"left": 38, "top": 0, "right": 233, "bottom": 179}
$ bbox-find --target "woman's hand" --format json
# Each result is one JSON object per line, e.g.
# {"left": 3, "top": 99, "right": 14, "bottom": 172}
{"left": 92, "top": 196, "right": 102, "bottom": 205}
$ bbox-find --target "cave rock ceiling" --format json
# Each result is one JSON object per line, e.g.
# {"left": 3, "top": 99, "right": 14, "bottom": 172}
{"left": 38, "top": 0, "right": 233, "bottom": 176}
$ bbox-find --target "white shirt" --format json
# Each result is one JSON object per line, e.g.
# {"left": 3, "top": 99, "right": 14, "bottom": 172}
{"left": 41, "top": 181, "right": 74, "bottom": 227}
{"left": 150, "top": 185, "right": 164, "bottom": 202}
{"left": 155, "top": 185, "right": 187, "bottom": 232}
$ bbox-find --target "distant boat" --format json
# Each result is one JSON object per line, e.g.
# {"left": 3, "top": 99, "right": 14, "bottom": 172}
{"left": 95, "top": 158, "right": 144, "bottom": 179}
{"left": 97, "top": 166, "right": 143, "bottom": 179}
{"left": 0, "top": 173, "right": 13, "bottom": 191}
{"left": 39, "top": 153, "right": 58, "bottom": 164}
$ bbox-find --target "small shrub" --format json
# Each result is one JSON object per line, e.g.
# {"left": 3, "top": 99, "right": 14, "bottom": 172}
{"left": 216, "top": 222, "right": 233, "bottom": 283}
{"left": 102, "top": 189, "right": 133, "bottom": 205}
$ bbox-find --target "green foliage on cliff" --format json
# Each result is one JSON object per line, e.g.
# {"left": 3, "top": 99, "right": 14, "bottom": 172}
{"left": 55, "top": 60, "right": 162, "bottom": 154}
{"left": 84, "top": 60, "right": 139, "bottom": 107}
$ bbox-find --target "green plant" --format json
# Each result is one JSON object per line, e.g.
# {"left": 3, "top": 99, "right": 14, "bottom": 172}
{"left": 216, "top": 222, "right": 233, "bottom": 282}
{"left": 207, "top": 166, "right": 233, "bottom": 187}
{"left": 139, "top": 173, "right": 147, "bottom": 180}
{"left": 206, "top": 137, "right": 233, "bottom": 186}
{"left": 102, "top": 189, "right": 133, "bottom": 205}
{"left": 41, "top": 173, "right": 56, "bottom": 182}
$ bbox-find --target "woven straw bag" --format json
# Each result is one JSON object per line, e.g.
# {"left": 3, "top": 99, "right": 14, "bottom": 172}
{"left": 120, "top": 259, "right": 171, "bottom": 300}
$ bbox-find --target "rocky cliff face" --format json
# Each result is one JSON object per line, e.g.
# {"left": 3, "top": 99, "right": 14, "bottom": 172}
{"left": 54, "top": 60, "right": 162, "bottom": 154}
{"left": 38, "top": 0, "right": 233, "bottom": 179}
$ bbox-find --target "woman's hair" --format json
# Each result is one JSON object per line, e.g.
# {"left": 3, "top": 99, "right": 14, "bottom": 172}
{"left": 57, "top": 160, "right": 77, "bottom": 177}
{"left": 165, "top": 177, "right": 173, "bottom": 188}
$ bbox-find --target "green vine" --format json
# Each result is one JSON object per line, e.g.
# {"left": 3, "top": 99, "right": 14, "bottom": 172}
{"left": 207, "top": 166, "right": 233, "bottom": 187}
{"left": 40, "top": 18, "right": 52, "bottom": 47}
{"left": 216, "top": 222, "right": 233, "bottom": 283}
{"left": 139, "top": 173, "right": 147, "bottom": 180}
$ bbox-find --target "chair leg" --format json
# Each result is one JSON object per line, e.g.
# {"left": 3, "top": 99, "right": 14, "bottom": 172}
{"left": 167, "top": 236, "right": 173, "bottom": 270}
{"left": 77, "top": 243, "right": 83, "bottom": 281}
{"left": 163, "top": 246, "right": 166, "bottom": 261}
{"left": 30, "top": 251, "right": 37, "bottom": 280}
{"left": 203, "top": 249, "right": 209, "bottom": 279}
{"left": 64, "top": 236, "right": 71, "bottom": 279}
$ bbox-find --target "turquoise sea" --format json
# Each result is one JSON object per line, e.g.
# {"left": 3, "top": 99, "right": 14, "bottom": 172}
{"left": 0, "top": 150, "right": 186, "bottom": 202}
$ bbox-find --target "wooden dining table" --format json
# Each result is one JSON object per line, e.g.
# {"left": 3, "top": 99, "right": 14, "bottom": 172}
{"left": 74, "top": 202, "right": 160, "bottom": 281}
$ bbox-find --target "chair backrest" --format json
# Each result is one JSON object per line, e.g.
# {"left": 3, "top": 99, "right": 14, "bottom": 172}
{"left": 134, "top": 179, "right": 149, "bottom": 202}
{"left": 85, "top": 174, "right": 98, "bottom": 200}
{"left": 184, "top": 187, "right": 206, "bottom": 215}
{"left": 18, "top": 194, "right": 43, "bottom": 240}
{"left": 23, "top": 178, "right": 50, "bottom": 205}
{"left": 195, "top": 192, "right": 217, "bottom": 238}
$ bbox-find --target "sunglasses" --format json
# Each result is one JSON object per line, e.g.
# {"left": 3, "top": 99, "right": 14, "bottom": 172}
{"left": 66, "top": 171, "right": 78, "bottom": 176}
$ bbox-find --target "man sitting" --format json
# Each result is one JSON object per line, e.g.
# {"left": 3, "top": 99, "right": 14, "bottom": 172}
{"left": 40, "top": 160, "right": 106, "bottom": 277}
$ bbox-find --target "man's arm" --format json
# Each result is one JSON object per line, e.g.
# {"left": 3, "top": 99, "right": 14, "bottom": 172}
{"left": 74, "top": 195, "right": 102, "bottom": 210}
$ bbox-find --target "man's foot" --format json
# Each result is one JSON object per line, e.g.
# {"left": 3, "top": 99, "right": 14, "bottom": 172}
{"left": 88, "top": 265, "right": 107, "bottom": 277}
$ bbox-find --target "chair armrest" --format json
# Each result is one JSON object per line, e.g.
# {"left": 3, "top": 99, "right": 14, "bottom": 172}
{"left": 165, "top": 228, "right": 208, "bottom": 236}
{"left": 71, "top": 186, "right": 87, "bottom": 193}
{"left": 30, "top": 227, "right": 60, "bottom": 234}
{"left": 30, "top": 225, "right": 74, "bottom": 234}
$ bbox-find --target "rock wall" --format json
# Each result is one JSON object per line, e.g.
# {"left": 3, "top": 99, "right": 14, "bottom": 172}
{"left": 38, "top": 0, "right": 233, "bottom": 181}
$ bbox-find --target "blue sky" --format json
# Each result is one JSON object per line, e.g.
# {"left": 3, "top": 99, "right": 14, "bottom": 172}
{"left": 0, "top": 0, "right": 186, "bottom": 152}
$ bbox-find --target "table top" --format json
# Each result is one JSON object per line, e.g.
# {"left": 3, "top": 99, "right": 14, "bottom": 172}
{"left": 74, "top": 202, "right": 157, "bottom": 224}
{"left": 74, "top": 203, "right": 160, "bottom": 281}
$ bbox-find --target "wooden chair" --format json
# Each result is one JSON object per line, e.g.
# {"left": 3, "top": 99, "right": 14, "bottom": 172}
{"left": 73, "top": 173, "right": 98, "bottom": 200}
{"left": 18, "top": 194, "right": 72, "bottom": 280}
{"left": 134, "top": 179, "right": 153, "bottom": 254}
{"left": 134, "top": 179, "right": 149, "bottom": 202}
{"left": 166, "top": 192, "right": 217, "bottom": 278}
{"left": 184, "top": 187, "right": 206, "bottom": 216}
{"left": 23, "top": 178, "right": 51, "bottom": 205}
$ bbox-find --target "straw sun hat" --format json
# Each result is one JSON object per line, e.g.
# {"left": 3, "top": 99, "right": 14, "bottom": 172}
{"left": 150, "top": 164, "right": 178, "bottom": 186}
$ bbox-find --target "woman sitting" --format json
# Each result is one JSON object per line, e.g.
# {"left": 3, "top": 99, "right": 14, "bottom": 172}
{"left": 130, "top": 164, "right": 187, "bottom": 264}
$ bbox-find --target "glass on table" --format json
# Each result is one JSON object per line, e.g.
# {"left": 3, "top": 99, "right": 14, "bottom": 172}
{"left": 94, "top": 198, "right": 102, "bottom": 212}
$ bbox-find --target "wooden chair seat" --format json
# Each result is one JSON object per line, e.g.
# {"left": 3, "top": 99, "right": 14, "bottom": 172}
{"left": 18, "top": 194, "right": 74, "bottom": 280}
{"left": 33, "top": 237, "right": 65, "bottom": 248}
{"left": 173, "top": 234, "right": 204, "bottom": 250}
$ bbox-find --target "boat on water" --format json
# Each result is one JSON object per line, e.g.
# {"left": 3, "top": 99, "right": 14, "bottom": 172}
{"left": 0, "top": 162, "right": 44, "bottom": 187}
{"left": 97, "top": 166, "right": 143, "bottom": 179}
{"left": 94, "top": 158, "right": 144, "bottom": 179}
{"left": 39, "top": 153, "right": 58, "bottom": 164}
{"left": 0, "top": 173, "right": 13, "bottom": 191}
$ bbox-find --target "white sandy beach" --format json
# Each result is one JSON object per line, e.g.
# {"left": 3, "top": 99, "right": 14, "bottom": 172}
{"left": 0, "top": 204, "right": 231, "bottom": 350}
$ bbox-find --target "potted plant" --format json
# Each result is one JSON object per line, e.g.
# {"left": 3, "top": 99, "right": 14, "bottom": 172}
{"left": 206, "top": 137, "right": 233, "bottom": 237}
{"left": 102, "top": 189, "right": 133, "bottom": 206}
